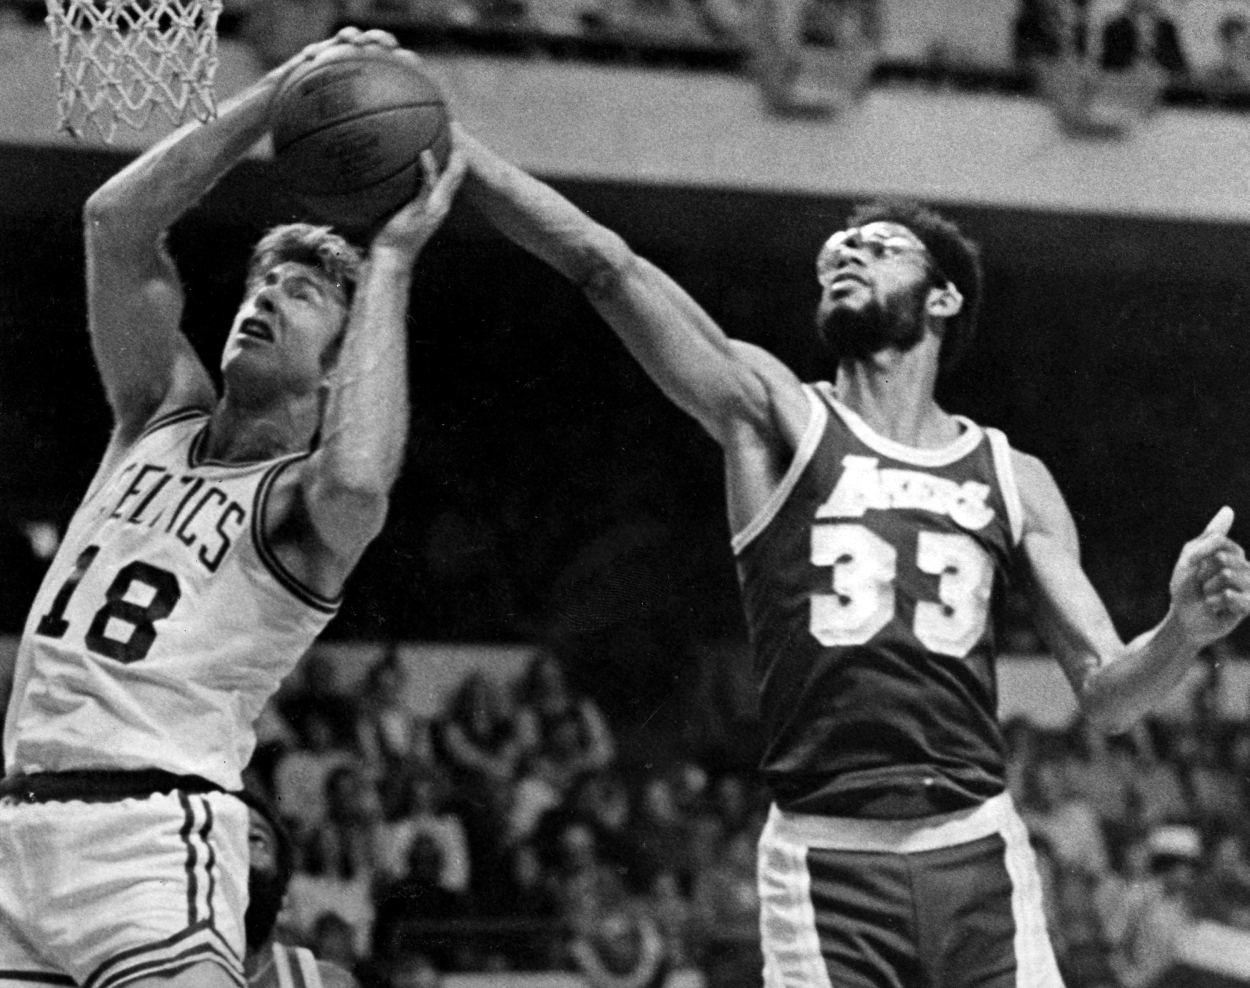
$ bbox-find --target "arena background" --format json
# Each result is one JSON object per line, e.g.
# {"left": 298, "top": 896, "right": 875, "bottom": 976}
{"left": 3, "top": 0, "right": 1250, "bottom": 984}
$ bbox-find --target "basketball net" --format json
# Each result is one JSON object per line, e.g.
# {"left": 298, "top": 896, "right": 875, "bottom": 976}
{"left": 45, "top": 0, "right": 223, "bottom": 143}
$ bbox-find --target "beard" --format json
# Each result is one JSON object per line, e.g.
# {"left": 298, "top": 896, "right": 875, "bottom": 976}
{"left": 815, "top": 284, "right": 928, "bottom": 364}
{"left": 244, "top": 867, "right": 288, "bottom": 951}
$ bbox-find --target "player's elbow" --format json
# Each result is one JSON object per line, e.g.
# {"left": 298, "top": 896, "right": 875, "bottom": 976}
{"left": 83, "top": 184, "right": 131, "bottom": 231}
{"left": 1074, "top": 678, "right": 1137, "bottom": 735}
{"left": 573, "top": 229, "right": 637, "bottom": 298}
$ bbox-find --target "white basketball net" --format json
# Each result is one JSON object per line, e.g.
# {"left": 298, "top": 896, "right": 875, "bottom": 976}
{"left": 45, "top": 0, "right": 222, "bottom": 143}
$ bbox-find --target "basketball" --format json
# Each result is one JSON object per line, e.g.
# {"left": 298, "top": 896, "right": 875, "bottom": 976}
{"left": 271, "top": 46, "right": 451, "bottom": 228}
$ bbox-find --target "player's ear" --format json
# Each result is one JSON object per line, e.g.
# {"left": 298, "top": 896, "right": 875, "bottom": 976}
{"left": 926, "top": 281, "right": 964, "bottom": 320}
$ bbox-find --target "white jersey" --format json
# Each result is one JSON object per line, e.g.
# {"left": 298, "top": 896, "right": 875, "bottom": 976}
{"left": 4, "top": 408, "right": 340, "bottom": 790}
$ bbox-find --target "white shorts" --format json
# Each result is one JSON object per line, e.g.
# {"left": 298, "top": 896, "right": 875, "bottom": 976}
{"left": 758, "top": 792, "right": 1065, "bottom": 988}
{"left": 0, "top": 788, "right": 247, "bottom": 988}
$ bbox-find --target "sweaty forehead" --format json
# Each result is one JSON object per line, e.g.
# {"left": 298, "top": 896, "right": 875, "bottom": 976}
{"left": 254, "top": 261, "right": 347, "bottom": 303}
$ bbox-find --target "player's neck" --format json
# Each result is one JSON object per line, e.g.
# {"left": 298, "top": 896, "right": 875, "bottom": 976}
{"left": 831, "top": 350, "right": 958, "bottom": 449}
{"left": 206, "top": 390, "right": 320, "bottom": 462}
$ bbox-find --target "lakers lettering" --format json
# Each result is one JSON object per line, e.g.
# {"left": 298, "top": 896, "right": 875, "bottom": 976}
{"left": 816, "top": 455, "right": 994, "bottom": 530}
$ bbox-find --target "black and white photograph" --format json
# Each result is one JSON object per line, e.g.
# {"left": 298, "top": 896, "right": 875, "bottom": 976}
{"left": 2, "top": 1, "right": 1250, "bottom": 987}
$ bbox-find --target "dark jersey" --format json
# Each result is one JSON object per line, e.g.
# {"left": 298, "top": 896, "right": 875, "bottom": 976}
{"left": 734, "top": 384, "right": 1024, "bottom": 819}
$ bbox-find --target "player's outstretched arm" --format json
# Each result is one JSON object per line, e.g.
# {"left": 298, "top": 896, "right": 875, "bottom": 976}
{"left": 295, "top": 148, "right": 467, "bottom": 585}
{"left": 452, "top": 124, "right": 808, "bottom": 448}
{"left": 82, "top": 28, "right": 388, "bottom": 443}
{"left": 1016, "top": 451, "right": 1250, "bottom": 733}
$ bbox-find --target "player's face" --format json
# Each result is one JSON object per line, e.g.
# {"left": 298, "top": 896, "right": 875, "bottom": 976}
{"left": 244, "top": 807, "right": 287, "bottom": 950}
{"left": 222, "top": 261, "right": 349, "bottom": 391}
{"left": 248, "top": 807, "right": 279, "bottom": 874}
{"left": 813, "top": 222, "right": 940, "bottom": 362}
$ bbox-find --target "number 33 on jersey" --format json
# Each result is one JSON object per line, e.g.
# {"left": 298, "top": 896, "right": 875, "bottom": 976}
{"left": 5, "top": 409, "right": 340, "bottom": 790}
{"left": 737, "top": 385, "right": 1023, "bottom": 709}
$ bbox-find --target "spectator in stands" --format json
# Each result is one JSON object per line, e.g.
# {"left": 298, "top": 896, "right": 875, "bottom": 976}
{"left": 1099, "top": 0, "right": 1187, "bottom": 73}
{"left": 548, "top": 816, "right": 630, "bottom": 935}
{"left": 1202, "top": 15, "right": 1250, "bottom": 90}
{"left": 509, "top": 653, "right": 615, "bottom": 848}
{"left": 569, "top": 896, "right": 668, "bottom": 988}
{"left": 377, "top": 773, "right": 470, "bottom": 893}
{"left": 681, "top": 812, "right": 726, "bottom": 906}
{"left": 1193, "top": 824, "right": 1250, "bottom": 930}
{"left": 279, "top": 648, "right": 359, "bottom": 749}
{"left": 1173, "top": 725, "right": 1248, "bottom": 829}
{"left": 385, "top": 953, "right": 443, "bottom": 988}
{"left": 1129, "top": 721, "right": 1191, "bottom": 828}
{"left": 440, "top": 670, "right": 529, "bottom": 791}
{"left": 311, "top": 912, "right": 362, "bottom": 972}
{"left": 1107, "top": 824, "right": 1203, "bottom": 988}
{"left": 1015, "top": 0, "right": 1086, "bottom": 61}
{"left": 284, "top": 769, "right": 379, "bottom": 960}
{"left": 355, "top": 649, "right": 437, "bottom": 818}
{"left": 273, "top": 710, "right": 359, "bottom": 837}
{"left": 622, "top": 775, "right": 687, "bottom": 893}
{"left": 690, "top": 830, "right": 761, "bottom": 988}
{"left": 305, "top": 763, "right": 385, "bottom": 888}
{"left": 373, "top": 833, "right": 472, "bottom": 969}
{"left": 481, "top": 842, "right": 563, "bottom": 970}
{"left": 572, "top": 771, "right": 635, "bottom": 885}
{"left": 438, "top": 670, "right": 528, "bottom": 901}
{"left": 647, "top": 870, "right": 695, "bottom": 971}
{"left": 1068, "top": 723, "right": 1138, "bottom": 852}
{"left": 1019, "top": 742, "right": 1111, "bottom": 876}
{"left": 1049, "top": 865, "right": 1117, "bottom": 987}
{"left": 514, "top": 651, "right": 615, "bottom": 779}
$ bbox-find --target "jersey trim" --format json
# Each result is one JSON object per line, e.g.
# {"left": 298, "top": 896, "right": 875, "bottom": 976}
{"left": 138, "top": 407, "right": 211, "bottom": 443}
{"left": 272, "top": 945, "right": 321, "bottom": 988}
{"left": 0, "top": 975, "right": 76, "bottom": 986}
{"left": 251, "top": 456, "right": 342, "bottom": 615}
{"left": 814, "top": 383, "right": 984, "bottom": 467}
{"left": 84, "top": 923, "right": 244, "bottom": 988}
{"left": 985, "top": 428, "right": 1024, "bottom": 547}
{"left": 732, "top": 386, "right": 827, "bottom": 556}
{"left": 764, "top": 791, "right": 1018, "bottom": 854}
{"left": 187, "top": 425, "right": 309, "bottom": 471}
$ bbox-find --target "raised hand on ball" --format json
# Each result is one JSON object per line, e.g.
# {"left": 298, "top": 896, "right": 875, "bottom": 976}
{"left": 371, "top": 148, "right": 467, "bottom": 261}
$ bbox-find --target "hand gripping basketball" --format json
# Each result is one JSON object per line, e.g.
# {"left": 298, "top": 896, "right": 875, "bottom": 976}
{"left": 270, "top": 31, "right": 451, "bottom": 228}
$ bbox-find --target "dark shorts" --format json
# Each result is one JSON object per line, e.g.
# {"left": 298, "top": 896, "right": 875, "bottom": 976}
{"left": 757, "top": 793, "right": 1064, "bottom": 988}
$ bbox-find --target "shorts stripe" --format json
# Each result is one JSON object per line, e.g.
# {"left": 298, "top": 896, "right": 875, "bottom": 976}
{"left": 97, "top": 946, "right": 244, "bottom": 988}
{"left": 0, "top": 974, "right": 76, "bottom": 986}
{"left": 177, "top": 792, "right": 199, "bottom": 925}
{"left": 84, "top": 925, "right": 244, "bottom": 988}
{"left": 1000, "top": 812, "right": 1064, "bottom": 988}
{"left": 758, "top": 836, "right": 833, "bottom": 988}
{"left": 198, "top": 799, "right": 216, "bottom": 929}
{"left": 759, "top": 795, "right": 1065, "bottom": 988}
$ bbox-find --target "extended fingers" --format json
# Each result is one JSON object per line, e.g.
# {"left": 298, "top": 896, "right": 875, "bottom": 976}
{"left": 1199, "top": 548, "right": 1250, "bottom": 616}
{"left": 1178, "top": 531, "right": 1243, "bottom": 577}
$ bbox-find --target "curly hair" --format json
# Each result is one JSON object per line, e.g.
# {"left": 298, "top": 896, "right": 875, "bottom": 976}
{"left": 844, "top": 199, "right": 984, "bottom": 372}
{"left": 245, "top": 223, "right": 364, "bottom": 307}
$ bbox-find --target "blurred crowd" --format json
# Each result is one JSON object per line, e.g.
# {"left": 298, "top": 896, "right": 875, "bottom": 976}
{"left": 1016, "top": 0, "right": 1250, "bottom": 89}
{"left": 1008, "top": 710, "right": 1250, "bottom": 988}
{"left": 248, "top": 646, "right": 769, "bottom": 988}
{"left": 248, "top": 644, "right": 1250, "bottom": 988}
